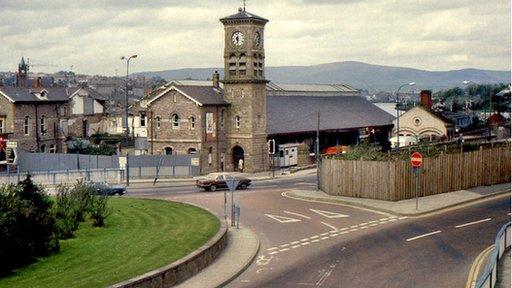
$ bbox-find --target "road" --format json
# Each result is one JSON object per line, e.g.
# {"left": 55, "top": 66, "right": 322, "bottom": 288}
{"left": 127, "top": 172, "right": 511, "bottom": 287}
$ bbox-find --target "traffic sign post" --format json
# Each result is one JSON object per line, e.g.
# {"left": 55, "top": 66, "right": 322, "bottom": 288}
{"left": 410, "top": 152, "right": 423, "bottom": 210}
{"left": 225, "top": 176, "right": 239, "bottom": 227}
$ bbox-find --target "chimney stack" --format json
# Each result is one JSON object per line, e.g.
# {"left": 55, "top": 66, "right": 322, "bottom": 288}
{"left": 212, "top": 71, "right": 220, "bottom": 88}
{"left": 34, "top": 77, "right": 42, "bottom": 89}
{"left": 420, "top": 90, "right": 432, "bottom": 110}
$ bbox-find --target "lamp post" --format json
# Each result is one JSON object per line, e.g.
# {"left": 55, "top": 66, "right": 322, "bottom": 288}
{"left": 121, "top": 54, "right": 137, "bottom": 146}
{"left": 395, "top": 82, "right": 415, "bottom": 151}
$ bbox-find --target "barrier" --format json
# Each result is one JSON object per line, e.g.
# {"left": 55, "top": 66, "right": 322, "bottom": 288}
{"left": 0, "top": 168, "right": 124, "bottom": 185}
{"left": 475, "top": 222, "right": 511, "bottom": 288}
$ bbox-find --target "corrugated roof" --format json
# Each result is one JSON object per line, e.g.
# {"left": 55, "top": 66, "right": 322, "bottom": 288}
{"left": 267, "top": 96, "right": 394, "bottom": 135}
{"left": 0, "top": 86, "right": 78, "bottom": 102}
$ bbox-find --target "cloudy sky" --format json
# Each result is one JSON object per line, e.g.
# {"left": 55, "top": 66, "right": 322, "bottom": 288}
{"left": 0, "top": 0, "right": 510, "bottom": 75}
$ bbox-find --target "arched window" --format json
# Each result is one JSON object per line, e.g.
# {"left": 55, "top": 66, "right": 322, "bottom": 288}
{"left": 155, "top": 116, "right": 161, "bottom": 129}
{"left": 239, "top": 53, "right": 247, "bottom": 76}
{"left": 24, "top": 116, "right": 30, "bottom": 135}
{"left": 40, "top": 115, "right": 46, "bottom": 135}
{"left": 229, "top": 54, "right": 237, "bottom": 76}
{"left": 187, "top": 147, "right": 197, "bottom": 154}
{"left": 164, "top": 147, "right": 173, "bottom": 155}
{"left": 208, "top": 147, "right": 213, "bottom": 166}
{"left": 171, "top": 114, "right": 179, "bottom": 129}
{"left": 139, "top": 112, "right": 146, "bottom": 127}
{"left": 235, "top": 115, "right": 241, "bottom": 129}
{"left": 40, "top": 144, "right": 46, "bottom": 153}
{"left": 190, "top": 116, "right": 196, "bottom": 129}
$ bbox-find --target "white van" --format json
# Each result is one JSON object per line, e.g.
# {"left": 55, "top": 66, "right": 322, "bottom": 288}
{"left": 389, "top": 136, "right": 417, "bottom": 148}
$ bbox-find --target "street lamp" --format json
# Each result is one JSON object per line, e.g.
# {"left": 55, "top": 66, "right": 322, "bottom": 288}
{"left": 121, "top": 54, "right": 137, "bottom": 146}
{"left": 395, "top": 82, "right": 415, "bottom": 151}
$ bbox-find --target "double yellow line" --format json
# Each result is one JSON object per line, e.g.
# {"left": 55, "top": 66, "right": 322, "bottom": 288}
{"left": 466, "top": 245, "right": 495, "bottom": 288}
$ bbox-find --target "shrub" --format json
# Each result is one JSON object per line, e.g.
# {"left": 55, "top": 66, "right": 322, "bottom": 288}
{"left": 89, "top": 195, "right": 112, "bottom": 227}
{"left": 0, "top": 175, "right": 59, "bottom": 274}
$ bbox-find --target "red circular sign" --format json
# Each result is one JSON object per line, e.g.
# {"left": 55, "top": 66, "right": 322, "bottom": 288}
{"left": 410, "top": 152, "right": 423, "bottom": 168}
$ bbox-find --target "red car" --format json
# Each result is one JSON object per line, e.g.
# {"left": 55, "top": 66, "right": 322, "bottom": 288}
{"left": 196, "top": 174, "right": 251, "bottom": 192}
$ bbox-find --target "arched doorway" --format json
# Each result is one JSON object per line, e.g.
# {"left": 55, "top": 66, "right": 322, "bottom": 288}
{"left": 232, "top": 145, "right": 244, "bottom": 172}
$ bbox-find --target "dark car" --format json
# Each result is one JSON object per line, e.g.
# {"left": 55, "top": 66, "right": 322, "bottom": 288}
{"left": 89, "top": 182, "right": 127, "bottom": 196}
{"left": 196, "top": 174, "right": 251, "bottom": 192}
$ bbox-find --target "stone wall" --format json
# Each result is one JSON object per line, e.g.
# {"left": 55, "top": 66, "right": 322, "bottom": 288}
{"left": 109, "top": 221, "right": 228, "bottom": 288}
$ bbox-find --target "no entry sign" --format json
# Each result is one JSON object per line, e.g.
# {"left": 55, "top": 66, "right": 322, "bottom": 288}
{"left": 410, "top": 152, "right": 423, "bottom": 168}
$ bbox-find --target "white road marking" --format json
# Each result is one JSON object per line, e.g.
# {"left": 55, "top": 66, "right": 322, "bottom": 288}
{"left": 301, "top": 242, "right": 311, "bottom": 246}
{"left": 280, "top": 243, "right": 291, "bottom": 248}
{"left": 279, "top": 248, "right": 290, "bottom": 252}
{"left": 406, "top": 230, "right": 442, "bottom": 242}
{"left": 339, "top": 231, "right": 349, "bottom": 235}
{"left": 349, "top": 228, "right": 358, "bottom": 232}
{"left": 269, "top": 251, "right": 279, "bottom": 255}
{"left": 361, "top": 226, "right": 368, "bottom": 229}
{"left": 310, "top": 208, "right": 349, "bottom": 218}
{"left": 389, "top": 219, "right": 397, "bottom": 222}
{"left": 265, "top": 213, "right": 302, "bottom": 223}
{"left": 321, "top": 236, "right": 329, "bottom": 240}
{"left": 398, "top": 216, "right": 408, "bottom": 220}
{"left": 369, "top": 220, "right": 379, "bottom": 223}
{"left": 291, "top": 241, "right": 300, "bottom": 245}
{"left": 379, "top": 217, "right": 389, "bottom": 221}
{"left": 370, "top": 223, "right": 378, "bottom": 227}
{"left": 301, "top": 238, "right": 309, "bottom": 242}
{"left": 241, "top": 279, "right": 251, "bottom": 283}
{"left": 310, "top": 235, "right": 320, "bottom": 239}
{"left": 284, "top": 210, "right": 312, "bottom": 219}
{"left": 267, "top": 247, "right": 278, "bottom": 251}
{"left": 320, "top": 232, "right": 329, "bottom": 236}
{"left": 312, "top": 239, "right": 320, "bottom": 243}
{"left": 292, "top": 245, "right": 301, "bottom": 248}
{"left": 340, "top": 227, "right": 349, "bottom": 231}
{"left": 359, "top": 222, "right": 368, "bottom": 226}
{"left": 350, "top": 225, "right": 358, "bottom": 228}
{"left": 455, "top": 218, "right": 492, "bottom": 228}
{"left": 330, "top": 233, "right": 339, "bottom": 237}
{"left": 321, "top": 221, "right": 338, "bottom": 231}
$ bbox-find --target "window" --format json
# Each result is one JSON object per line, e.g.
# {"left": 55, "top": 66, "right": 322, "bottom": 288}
{"left": 155, "top": 116, "right": 161, "bottom": 129}
{"left": 24, "top": 116, "right": 30, "bottom": 135}
{"left": 208, "top": 147, "right": 213, "bottom": 166}
{"left": 40, "top": 144, "right": 46, "bottom": 153}
{"left": 171, "top": 114, "right": 179, "bottom": 129}
{"left": 164, "top": 147, "right": 173, "bottom": 155}
{"left": 187, "top": 148, "right": 197, "bottom": 154}
{"left": 173, "top": 93, "right": 177, "bottom": 103}
{"left": 221, "top": 109, "right": 225, "bottom": 128}
{"left": 40, "top": 115, "right": 46, "bottom": 135}
{"left": 140, "top": 113, "right": 146, "bottom": 127}
{"left": 235, "top": 115, "right": 241, "bottom": 129}
{"left": 0, "top": 118, "right": 4, "bottom": 133}
{"left": 190, "top": 116, "right": 196, "bottom": 129}
{"left": 49, "top": 144, "right": 56, "bottom": 153}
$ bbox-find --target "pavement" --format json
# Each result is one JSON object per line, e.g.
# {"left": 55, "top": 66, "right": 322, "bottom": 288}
{"left": 176, "top": 224, "right": 260, "bottom": 288}
{"left": 285, "top": 182, "right": 511, "bottom": 216}
{"left": 497, "top": 250, "right": 511, "bottom": 288}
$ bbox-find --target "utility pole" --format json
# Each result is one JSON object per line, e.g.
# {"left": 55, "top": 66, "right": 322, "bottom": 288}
{"left": 121, "top": 55, "right": 138, "bottom": 147}
{"left": 316, "top": 110, "right": 320, "bottom": 191}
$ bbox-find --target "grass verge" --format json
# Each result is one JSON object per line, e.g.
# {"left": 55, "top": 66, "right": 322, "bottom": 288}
{"left": 0, "top": 197, "right": 220, "bottom": 288}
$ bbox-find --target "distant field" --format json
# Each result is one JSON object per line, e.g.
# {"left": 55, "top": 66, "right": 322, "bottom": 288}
{"left": 0, "top": 198, "right": 220, "bottom": 288}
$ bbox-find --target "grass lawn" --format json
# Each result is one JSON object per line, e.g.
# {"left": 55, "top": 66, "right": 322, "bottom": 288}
{"left": 0, "top": 197, "right": 220, "bottom": 288}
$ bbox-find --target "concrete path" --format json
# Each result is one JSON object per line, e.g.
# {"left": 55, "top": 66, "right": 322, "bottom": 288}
{"left": 176, "top": 225, "right": 260, "bottom": 288}
{"left": 285, "top": 183, "right": 510, "bottom": 216}
{"left": 497, "top": 250, "right": 511, "bottom": 288}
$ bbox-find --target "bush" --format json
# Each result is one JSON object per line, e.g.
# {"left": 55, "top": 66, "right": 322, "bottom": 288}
{"left": 0, "top": 175, "right": 59, "bottom": 274}
{"left": 89, "top": 195, "right": 112, "bottom": 227}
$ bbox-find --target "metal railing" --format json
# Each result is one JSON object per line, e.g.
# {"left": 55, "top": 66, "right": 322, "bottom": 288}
{"left": 0, "top": 168, "right": 125, "bottom": 186}
{"left": 475, "top": 222, "right": 511, "bottom": 288}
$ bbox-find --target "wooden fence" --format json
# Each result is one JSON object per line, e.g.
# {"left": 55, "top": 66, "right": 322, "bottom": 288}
{"left": 320, "top": 146, "right": 511, "bottom": 201}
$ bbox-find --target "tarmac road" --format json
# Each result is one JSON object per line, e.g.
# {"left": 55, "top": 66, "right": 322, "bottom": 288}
{"left": 126, "top": 173, "right": 511, "bottom": 287}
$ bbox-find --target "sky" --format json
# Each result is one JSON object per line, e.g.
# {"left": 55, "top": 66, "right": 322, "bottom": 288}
{"left": 0, "top": 0, "right": 510, "bottom": 75}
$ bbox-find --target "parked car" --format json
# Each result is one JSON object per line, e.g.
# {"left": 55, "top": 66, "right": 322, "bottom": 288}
{"left": 89, "top": 181, "right": 126, "bottom": 196}
{"left": 196, "top": 174, "right": 251, "bottom": 192}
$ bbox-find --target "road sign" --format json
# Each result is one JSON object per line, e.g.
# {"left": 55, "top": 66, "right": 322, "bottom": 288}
{"left": 226, "top": 178, "right": 239, "bottom": 192}
{"left": 6, "top": 141, "right": 17, "bottom": 148}
{"left": 410, "top": 151, "right": 423, "bottom": 168}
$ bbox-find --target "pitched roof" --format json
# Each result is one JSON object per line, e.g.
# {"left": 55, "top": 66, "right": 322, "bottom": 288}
{"left": 144, "top": 84, "right": 228, "bottom": 106}
{"left": 267, "top": 82, "right": 359, "bottom": 96}
{"left": 220, "top": 9, "right": 268, "bottom": 23}
{"left": 267, "top": 96, "right": 394, "bottom": 135}
{"left": 0, "top": 86, "right": 78, "bottom": 103}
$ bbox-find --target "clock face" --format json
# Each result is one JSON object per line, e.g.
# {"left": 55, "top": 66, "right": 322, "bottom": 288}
{"left": 254, "top": 31, "right": 261, "bottom": 47}
{"left": 232, "top": 31, "right": 245, "bottom": 46}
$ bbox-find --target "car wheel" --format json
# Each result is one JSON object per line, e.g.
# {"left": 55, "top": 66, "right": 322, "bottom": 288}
{"left": 210, "top": 185, "right": 217, "bottom": 192}
{"left": 239, "top": 183, "right": 248, "bottom": 190}
{"left": 204, "top": 187, "right": 211, "bottom": 192}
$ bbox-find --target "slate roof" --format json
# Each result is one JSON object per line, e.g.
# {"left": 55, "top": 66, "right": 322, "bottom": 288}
{"left": 176, "top": 85, "right": 228, "bottom": 105}
{"left": 220, "top": 9, "right": 268, "bottom": 23}
{"left": 0, "top": 86, "right": 78, "bottom": 103}
{"left": 267, "top": 96, "right": 394, "bottom": 135}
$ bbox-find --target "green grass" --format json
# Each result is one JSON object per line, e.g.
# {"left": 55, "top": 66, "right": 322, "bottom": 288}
{"left": 0, "top": 198, "right": 220, "bottom": 288}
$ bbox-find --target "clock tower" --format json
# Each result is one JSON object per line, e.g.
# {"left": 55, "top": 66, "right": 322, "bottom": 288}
{"left": 220, "top": 8, "right": 269, "bottom": 172}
